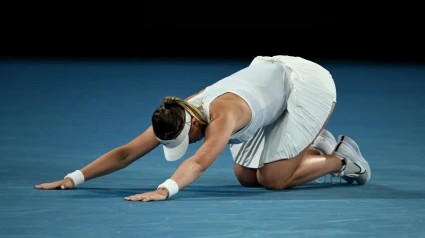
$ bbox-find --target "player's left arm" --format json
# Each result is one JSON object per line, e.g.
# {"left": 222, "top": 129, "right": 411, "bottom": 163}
{"left": 169, "top": 113, "right": 235, "bottom": 190}
{"left": 123, "top": 102, "right": 237, "bottom": 202}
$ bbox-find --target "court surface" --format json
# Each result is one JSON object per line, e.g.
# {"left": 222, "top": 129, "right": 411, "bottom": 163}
{"left": 1, "top": 57, "right": 424, "bottom": 237}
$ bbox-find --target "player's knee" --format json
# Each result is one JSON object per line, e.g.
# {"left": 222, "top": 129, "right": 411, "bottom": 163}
{"left": 234, "top": 164, "right": 261, "bottom": 187}
{"left": 235, "top": 171, "right": 261, "bottom": 188}
{"left": 257, "top": 171, "right": 289, "bottom": 190}
{"left": 259, "top": 180, "right": 287, "bottom": 190}
{"left": 239, "top": 180, "right": 261, "bottom": 187}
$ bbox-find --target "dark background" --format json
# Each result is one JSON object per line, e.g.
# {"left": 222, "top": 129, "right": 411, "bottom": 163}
{"left": 1, "top": 3, "right": 423, "bottom": 63}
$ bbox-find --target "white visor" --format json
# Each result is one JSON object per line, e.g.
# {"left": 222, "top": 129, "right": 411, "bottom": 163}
{"left": 156, "top": 110, "right": 191, "bottom": 161}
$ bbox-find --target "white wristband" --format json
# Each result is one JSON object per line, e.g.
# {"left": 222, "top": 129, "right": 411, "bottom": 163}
{"left": 64, "top": 170, "right": 85, "bottom": 186}
{"left": 157, "top": 179, "right": 179, "bottom": 198}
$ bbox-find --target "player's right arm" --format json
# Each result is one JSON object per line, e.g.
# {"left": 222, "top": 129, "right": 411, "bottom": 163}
{"left": 35, "top": 126, "right": 160, "bottom": 190}
{"left": 35, "top": 88, "right": 205, "bottom": 190}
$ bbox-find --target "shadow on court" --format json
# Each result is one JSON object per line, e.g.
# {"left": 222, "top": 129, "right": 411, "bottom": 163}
{"left": 64, "top": 182, "right": 425, "bottom": 201}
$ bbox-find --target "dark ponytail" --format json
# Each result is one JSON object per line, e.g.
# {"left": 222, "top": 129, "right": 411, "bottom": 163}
{"left": 152, "top": 96, "right": 207, "bottom": 140}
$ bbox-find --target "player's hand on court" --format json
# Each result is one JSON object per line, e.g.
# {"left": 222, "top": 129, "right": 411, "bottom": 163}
{"left": 35, "top": 178, "right": 75, "bottom": 190}
{"left": 124, "top": 189, "right": 168, "bottom": 202}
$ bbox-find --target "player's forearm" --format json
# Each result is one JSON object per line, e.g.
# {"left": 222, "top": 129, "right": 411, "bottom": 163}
{"left": 169, "top": 158, "right": 205, "bottom": 191}
{"left": 80, "top": 147, "right": 129, "bottom": 181}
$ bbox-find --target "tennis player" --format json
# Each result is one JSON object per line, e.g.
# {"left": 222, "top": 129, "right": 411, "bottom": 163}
{"left": 35, "top": 55, "right": 371, "bottom": 202}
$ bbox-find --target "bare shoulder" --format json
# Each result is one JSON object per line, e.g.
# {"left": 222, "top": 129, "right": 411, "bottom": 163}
{"left": 209, "top": 93, "right": 252, "bottom": 132}
{"left": 185, "top": 88, "right": 205, "bottom": 101}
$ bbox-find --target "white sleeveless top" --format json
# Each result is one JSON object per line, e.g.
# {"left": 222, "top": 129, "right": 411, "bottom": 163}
{"left": 188, "top": 61, "right": 293, "bottom": 144}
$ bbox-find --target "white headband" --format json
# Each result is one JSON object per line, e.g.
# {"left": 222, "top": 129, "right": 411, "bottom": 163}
{"left": 156, "top": 110, "right": 191, "bottom": 161}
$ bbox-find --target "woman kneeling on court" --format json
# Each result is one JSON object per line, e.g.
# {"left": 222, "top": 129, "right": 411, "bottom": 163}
{"left": 36, "top": 55, "right": 371, "bottom": 202}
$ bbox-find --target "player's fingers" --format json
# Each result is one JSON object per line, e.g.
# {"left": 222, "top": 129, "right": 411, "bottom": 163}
{"left": 35, "top": 183, "right": 51, "bottom": 189}
{"left": 142, "top": 194, "right": 166, "bottom": 202}
{"left": 142, "top": 197, "right": 152, "bottom": 202}
{"left": 46, "top": 182, "right": 62, "bottom": 190}
{"left": 125, "top": 194, "right": 145, "bottom": 201}
{"left": 35, "top": 182, "right": 60, "bottom": 190}
{"left": 35, "top": 184, "right": 45, "bottom": 189}
{"left": 60, "top": 180, "right": 74, "bottom": 189}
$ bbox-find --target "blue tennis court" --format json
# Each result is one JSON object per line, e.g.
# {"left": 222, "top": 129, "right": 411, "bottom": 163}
{"left": 1, "top": 57, "right": 424, "bottom": 237}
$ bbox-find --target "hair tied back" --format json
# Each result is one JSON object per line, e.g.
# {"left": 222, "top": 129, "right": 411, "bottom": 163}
{"left": 162, "top": 96, "right": 177, "bottom": 109}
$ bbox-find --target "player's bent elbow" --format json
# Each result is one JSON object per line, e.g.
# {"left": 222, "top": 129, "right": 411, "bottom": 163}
{"left": 195, "top": 161, "right": 207, "bottom": 173}
{"left": 115, "top": 146, "right": 136, "bottom": 168}
{"left": 187, "top": 158, "right": 207, "bottom": 174}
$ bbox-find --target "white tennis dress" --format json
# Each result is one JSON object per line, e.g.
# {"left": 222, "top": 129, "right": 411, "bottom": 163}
{"left": 188, "top": 55, "right": 337, "bottom": 168}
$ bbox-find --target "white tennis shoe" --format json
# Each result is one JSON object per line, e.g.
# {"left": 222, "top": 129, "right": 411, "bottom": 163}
{"left": 311, "top": 129, "right": 337, "bottom": 155}
{"left": 332, "top": 135, "right": 371, "bottom": 185}
{"left": 312, "top": 129, "right": 337, "bottom": 183}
